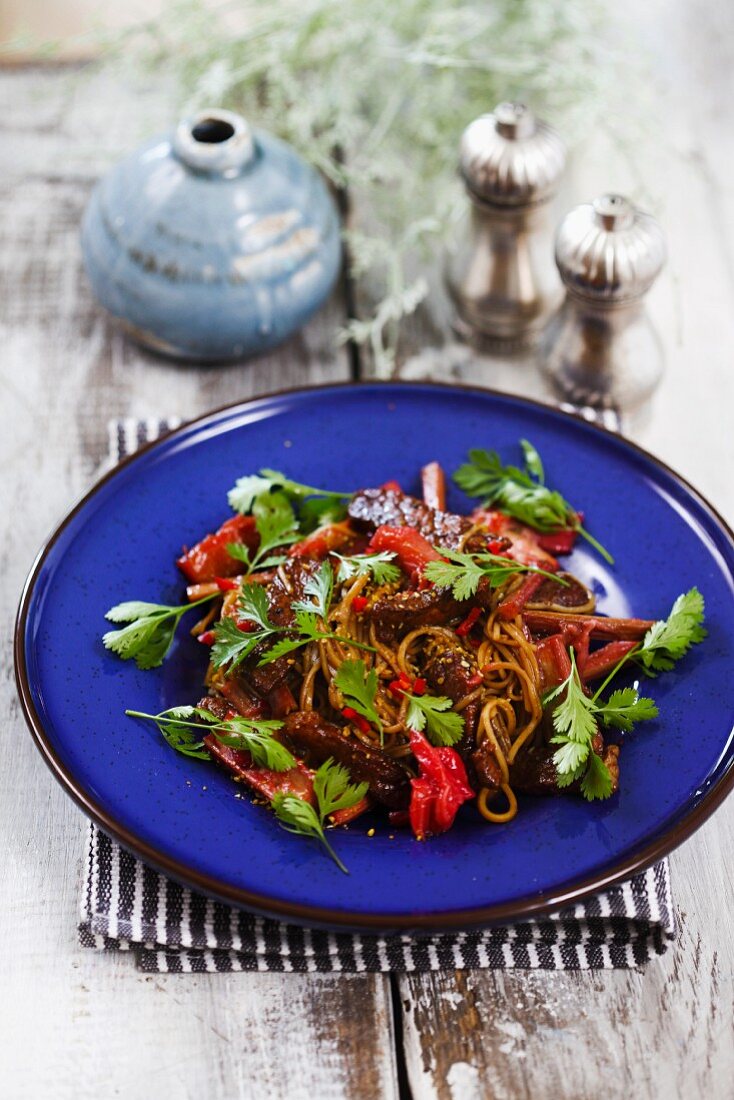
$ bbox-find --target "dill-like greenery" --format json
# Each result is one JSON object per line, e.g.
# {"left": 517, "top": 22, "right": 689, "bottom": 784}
{"left": 100, "top": 0, "right": 627, "bottom": 372}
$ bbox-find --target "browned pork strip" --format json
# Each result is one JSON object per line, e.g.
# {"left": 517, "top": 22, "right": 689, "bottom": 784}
{"left": 227, "top": 558, "right": 321, "bottom": 710}
{"left": 365, "top": 586, "right": 467, "bottom": 643}
{"left": 283, "top": 711, "right": 411, "bottom": 810}
{"left": 348, "top": 487, "right": 477, "bottom": 550}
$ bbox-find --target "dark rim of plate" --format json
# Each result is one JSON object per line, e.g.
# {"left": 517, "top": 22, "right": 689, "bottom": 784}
{"left": 13, "top": 380, "right": 734, "bottom": 932}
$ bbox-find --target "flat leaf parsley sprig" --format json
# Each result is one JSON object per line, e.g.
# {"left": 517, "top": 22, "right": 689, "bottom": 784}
{"left": 453, "top": 439, "right": 613, "bottom": 564}
{"left": 103, "top": 595, "right": 219, "bottom": 670}
{"left": 271, "top": 759, "right": 369, "bottom": 874}
{"left": 424, "top": 547, "right": 563, "bottom": 601}
{"left": 211, "top": 562, "right": 376, "bottom": 671}
{"left": 546, "top": 587, "right": 706, "bottom": 799}
{"left": 228, "top": 469, "right": 349, "bottom": 532}
{"left": 125, "top": 706, "right": 297, "bottom": 770}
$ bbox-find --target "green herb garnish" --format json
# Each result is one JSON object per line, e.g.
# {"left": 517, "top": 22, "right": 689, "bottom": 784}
{"left": 334, "top": 659, "right": 383, "bottom": 735}
{"left": 545, "top": 652, "right": 658, "bottom": 800}
{"left": 103, "top": 594, "right": 218, "bottom": 670}
{"left": 211, "top": 563, "right": 376, "bottom": 671}
{"left": 424, "top": 547, "right": 562, "bottom": 602}
{"left": 546, "top": 587, "right": 706, "bottom": 799}
{"left": 405, "top": 692, "right": 465, "bottom": 746}
{"left": 228, "top": 470, "right": 349, "bottom": 515}
{"left": 332, "top": 550, "right": 402, "bottom": 587}
{"left": 271, "top": 758, "right": 369, "bottom": 873}
{"left": 453, "top": 439, "right": 613, "bottom": 564}
{"left": 227, "top": 491, "right": 300, "bottom": 575}
{"left": 125, "top": 705, "right": 296, "bottom": 770}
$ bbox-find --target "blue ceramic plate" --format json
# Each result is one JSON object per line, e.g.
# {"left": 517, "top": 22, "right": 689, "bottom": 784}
{"left": 15, "top": 383, "right": 734, "bottom": 931}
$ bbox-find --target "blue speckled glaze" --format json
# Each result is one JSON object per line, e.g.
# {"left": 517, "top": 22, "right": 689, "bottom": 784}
{"left": 18, "top": 385, "right": 734, "bottom": 930}
{"left": 80, "top": 111, "right": 341, "bottom": 361}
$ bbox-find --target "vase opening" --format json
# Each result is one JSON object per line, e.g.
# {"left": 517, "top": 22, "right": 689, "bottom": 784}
{"left": 191, "top": 117, "right": 236, "bottom": 145}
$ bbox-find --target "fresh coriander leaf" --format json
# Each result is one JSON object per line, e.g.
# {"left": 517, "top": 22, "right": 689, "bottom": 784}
{"left": 550, "top": 738, "right": 589, "bottom": 776}
{"left": 424, "top": 548, "right": 557, "bottom": 602}
{"left": 212, "top": 715, "right": 295, "bottom": 770}
{"left": 252, "top": 490, "right": 300, "bottom": 552}
{"left": 547, "top": 653, "right": 598, "bottom": 747}
{"left": 126, "top": 707, "right": 295, "bottom": 770}
{"left": 104, "top": 601, "right": 171, "bottom": 623}
{"left": 211, "top": 617, "right": 267, "bottom": 670}
{"left": 103, "top": 593, "right": 217, "bottom": 670}
{"left": 259, "top": 469, "right": 349, "bottom": 502}
{"left": 272, "top": 793, "right": 324, "bottom": 838}
{"left": 453, "top": 441, "right": 613, "bottom": 564}
{"left": 256, "top": 634, "right": 311, "bottom": 665}
{"left": 637, "top": 587, "right": 707, "bottom": 674}
{"left": 237, "top": 583, "right": 276, "bottom": 632}
{"left": 334, "top": 659, "right": 382, "bottom": 733}
{"left": 424, "top": 554, "right": 485, "bottom": 601}
{"left": 299, "top": 495, "right": 349, "bottom": 532}
{"left": 271, "top": 792, "right": 349, "bottom": 873}
{"left": 520, "top": 438, "right": 545, "bottom": 482}
{"left": 405, "top": 693, "right": 464, "bottom": 746}
{"left": 125, "top": 706, "right": 211, "bottom": 760}
{"left": 224, "top": 542, "right": 253, "bottom": 566}
{"left": 228, "top": 474, "right": 279, "bottom": 514}
{"left": 596, "top": 686, "right": 658, "bottom": 731}
{"left": 291, "top": 561, "right": 334, "bottom": 620}
{"left": 332, "top": 551, "right": 401, "bottom": 587}
{"left": 313, "top": 757, "right": 369, "bottom": 819}
{"left": 580, "top": 752, "right": 614, "bottom": 801}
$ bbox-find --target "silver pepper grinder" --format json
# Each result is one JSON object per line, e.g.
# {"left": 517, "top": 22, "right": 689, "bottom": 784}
{"left": 444, "top": 102, "right": 566, "bottom": 345}
{"left": 539, "top": 194, "right": 667, "bottom": 410}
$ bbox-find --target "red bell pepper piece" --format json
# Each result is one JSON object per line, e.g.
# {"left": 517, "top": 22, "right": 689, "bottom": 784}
{"left": 368, "top": 525, "right": 442, "bottom": 582}
{"left": 408, "top": 730, "right": 475, "bottom": 840}
{"left": 522, "top": 611, "right": 653, "bottom": 641}
{"left": 197, "top": 630, "right": 215, "bottom": 646}
{"left": 204, "top": 734, "right": 315, "bottom": 803}
{"left": 471, "top": 509, "right": 559, "bottom": 570}
{"left": 215, "top": 576, "right": 241, "bottom": 592}
{"left": 456, "top": 606, "right": 482, "bottom": 636}
{"left": 341, "top": 706, "right": 372, "bottom": 734}
{"left": 351, "top": 595, "right": 368, "bottom": 613}
{"left": 177, "top": 515, "right": 258, "bottom": 584}
{"left": 536, "top": 528, "right": 579, "bottom": 555}
{"left": 498, "top": 573, "right": 546, "bottom": 620}
{"left": 534, "top": 634, "right": 572, "bottom": 692}
{"left": 330, "top": 796, "right": 371, "bottom": 826}
{"left": 580, "top": 640, "right": 639, "bottom": 682}
{"left": 288, "top": 521, "right": 357, "bottom": 560}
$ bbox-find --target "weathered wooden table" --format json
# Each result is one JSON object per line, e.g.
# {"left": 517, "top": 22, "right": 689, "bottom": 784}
{"left": 2, "top": 7, "right": 733, "bottom": 1092}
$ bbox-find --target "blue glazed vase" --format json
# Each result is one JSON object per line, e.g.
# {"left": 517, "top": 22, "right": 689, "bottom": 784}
{"left": 81, "top": 109, "right": 342, "bottom": 362}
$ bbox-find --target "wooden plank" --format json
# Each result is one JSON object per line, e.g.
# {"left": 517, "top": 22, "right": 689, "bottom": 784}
{"left": 389, "top": 0, "right": 734, "bottom": 1096}
{"left": 0, "top": 65, "right": 398, "bottom": 1100}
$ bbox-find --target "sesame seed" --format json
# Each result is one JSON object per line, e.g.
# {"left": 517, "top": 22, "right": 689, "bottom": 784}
{"left": 367, "top": 828, "right": 375, "bottom": 837}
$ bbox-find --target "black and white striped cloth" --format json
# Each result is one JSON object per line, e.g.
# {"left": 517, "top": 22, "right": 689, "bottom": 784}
{"left": 78, "top": 415, "right": 674, "bottom": 972}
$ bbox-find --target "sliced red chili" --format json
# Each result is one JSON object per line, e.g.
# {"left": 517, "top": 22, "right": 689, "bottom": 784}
{"left": 236, "top": 619, "right": 257, "bottom": 632}
{"left": 197, "top": 630, "right": 215, "bottom": 645}
{"left": 456, "top": 606, "right": 482, "bottom": 636}
{"left": 215, "top": 576, "right": 240, "bottom": 592}
{"left": 411, "top": 677, "right": 427, "bottom": 695}
{"left": 351, "top": 595, "right": 368, "bottom": 613}
{"left": 341, "top": 706, "right": 371, "bottom": 734}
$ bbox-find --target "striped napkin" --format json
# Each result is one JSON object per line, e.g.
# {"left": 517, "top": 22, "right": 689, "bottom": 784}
{"left": 78, "top": 415, "right": 675, "bottom": 972}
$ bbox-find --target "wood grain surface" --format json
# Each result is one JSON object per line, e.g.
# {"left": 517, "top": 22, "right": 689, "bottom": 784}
{"left": 2, "top": 1, "right": 733, "bottom": 1095}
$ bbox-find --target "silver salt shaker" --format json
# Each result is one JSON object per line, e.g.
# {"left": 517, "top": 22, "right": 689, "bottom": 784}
{"left": 444, "top": 102, "right": 566, "bottom": 345}
{"left": 539, "top": 194, "right": 667, "bottom": 410}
